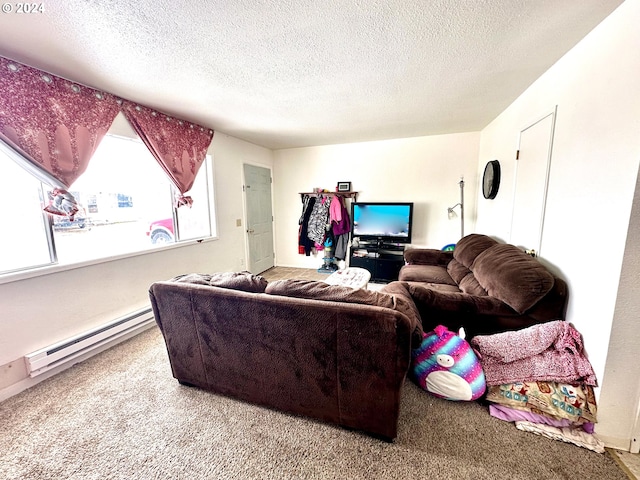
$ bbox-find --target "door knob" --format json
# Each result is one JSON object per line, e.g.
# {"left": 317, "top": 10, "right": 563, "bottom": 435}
{"left": 247, "top": 229, "right": 255, "bottom": 234}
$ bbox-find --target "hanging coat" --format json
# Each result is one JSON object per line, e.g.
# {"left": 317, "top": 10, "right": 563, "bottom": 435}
{"left": 307, "top": 196, "right": 330, "bottom": 245}
{"left": 298, "top": 195, "right": 316, "bottom": 256}
{"left": 332, "top": 196, "right": 351, "bottom": 261}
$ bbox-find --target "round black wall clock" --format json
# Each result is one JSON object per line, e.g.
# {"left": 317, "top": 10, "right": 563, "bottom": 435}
{"left": 482, "top": 160, "right": 501, "bottom": 199}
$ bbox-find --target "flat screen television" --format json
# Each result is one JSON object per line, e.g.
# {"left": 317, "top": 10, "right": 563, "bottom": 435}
{"left": 351, "top": 202, "right": 413, "bottom": 245}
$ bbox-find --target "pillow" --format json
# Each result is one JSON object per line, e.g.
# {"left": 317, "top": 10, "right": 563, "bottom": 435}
{"left": 172, "top": 271, "right": 268, "bottom": 293}
{"left": 411, "top": 325, "right": 486, "bottom": 401}
{"left": 472, "top": 244, "right": 554, "bottom": 314}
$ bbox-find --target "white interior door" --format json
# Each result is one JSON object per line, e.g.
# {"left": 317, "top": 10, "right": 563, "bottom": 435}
{"left": 510, "top": 109, "right": 556, "bottom": 256}
{"left": 243, "top": 164, "right": 275, "bottom": 274}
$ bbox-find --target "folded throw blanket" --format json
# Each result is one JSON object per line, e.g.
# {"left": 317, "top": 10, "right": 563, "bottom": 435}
{"left": 515, "top": 421, "right": 604, "bottom": 453}
{"left": 489, "top": 404, "right": 595, "bottom": 433}
{"left": 471, "top": 320, "right": 582, "bottom": 363}
{"left": 471, "top": 321, "right": 597, "bottom": 386}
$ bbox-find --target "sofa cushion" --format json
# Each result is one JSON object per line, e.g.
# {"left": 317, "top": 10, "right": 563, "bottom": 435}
{"left": 446, "top": 259, "right": 470, "bottom": 284}
{"left": 446, "top": 259, "right": 488, "bottom": 296}
{"left": 453, "top": 234, "right": 499, "bottom": 268}
{"left": 472, "top": 244, "right": 554, "bottom": 314}
{"left": 404, "top": 248, "right": 453, "bottom": 266}
{"left": 265, "top": 279, "right": 423, "bottom": 344}
{"left": 172, "top": 271, "right": 268, "bottom": 293}
{"left": 399, "top": 264, "right": 457, "bottom": 285}
{"left": 407, "top": 283, "right": 516, "bottom": 316}
{"left": 458, "top": 274, "right": 488, "bottom": 296}
{"left": 405, "top": 281, "right": 461, "bottom": 293}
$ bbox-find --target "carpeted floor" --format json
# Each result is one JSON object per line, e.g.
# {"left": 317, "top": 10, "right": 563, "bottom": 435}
{"left": 0, "top": 268, "right": 630, "bottom": 480}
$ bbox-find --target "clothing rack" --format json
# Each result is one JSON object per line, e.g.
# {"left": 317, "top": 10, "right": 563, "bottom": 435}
{"left": 299, "top": 191, "right": 358, "bottom": 200}
{"left": 297, "top": 190, "right": 355, "bottom": 261}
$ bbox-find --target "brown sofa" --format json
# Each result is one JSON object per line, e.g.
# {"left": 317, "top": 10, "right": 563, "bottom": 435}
{"left": 397, "top": 233, "right": 568, "bottom": 339}
{"left": 149, "top": 272, "right": 423, "bottom": 441}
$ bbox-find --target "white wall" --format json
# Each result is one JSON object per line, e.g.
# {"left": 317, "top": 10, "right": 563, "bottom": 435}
{"left": 476, "top": 0, "right": 640, "bottom": 449}
{"left": 273, "top": 132, "right": 480, "bottom": 269}
{"left": 599, "top": 166, "right": 640, "bottom": 451}
{"left": 0, "top": 129, "right": 274, "bottom": 391}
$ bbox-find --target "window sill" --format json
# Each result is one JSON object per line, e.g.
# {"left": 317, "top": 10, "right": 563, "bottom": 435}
{"left": 0, "top": 236, "right": 218, "bottom": 286}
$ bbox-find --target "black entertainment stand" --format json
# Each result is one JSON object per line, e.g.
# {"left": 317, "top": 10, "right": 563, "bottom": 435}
{"left": 348, "top": 241, "right": 406, "bottom": 283}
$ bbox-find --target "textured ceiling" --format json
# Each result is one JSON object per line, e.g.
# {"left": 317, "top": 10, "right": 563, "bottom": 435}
{"left": 0, "top": 0, "right": 624, "bottom": 149}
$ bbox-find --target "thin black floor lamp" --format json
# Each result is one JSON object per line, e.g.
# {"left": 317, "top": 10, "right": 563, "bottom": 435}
{"left": 447, "top": 177, "right": 465, "bottom": 239}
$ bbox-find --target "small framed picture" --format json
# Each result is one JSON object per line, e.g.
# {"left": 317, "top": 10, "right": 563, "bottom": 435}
{"left": 337, "top": 181, "right": 351, "bottom": 192}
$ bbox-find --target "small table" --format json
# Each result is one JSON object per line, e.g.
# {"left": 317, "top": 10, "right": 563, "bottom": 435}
{"left": 324, "top": 267, "right": 371, "bottom": 289}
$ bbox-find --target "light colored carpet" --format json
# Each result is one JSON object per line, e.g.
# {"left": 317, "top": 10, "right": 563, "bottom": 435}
{"left": 0, "top": 326, "right": 627, "bottom": 480}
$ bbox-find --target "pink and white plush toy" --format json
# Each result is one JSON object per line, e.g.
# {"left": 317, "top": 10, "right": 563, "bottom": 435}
{"left": 411, "top": 325, "right": 486, "bottom": 401}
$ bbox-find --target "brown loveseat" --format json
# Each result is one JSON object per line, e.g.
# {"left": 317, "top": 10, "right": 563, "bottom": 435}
{"left": 149, "top": 272, "right": 423, "bottom": 441}
{"left": 396, "top": 233, "right": 568, "bottom": 339}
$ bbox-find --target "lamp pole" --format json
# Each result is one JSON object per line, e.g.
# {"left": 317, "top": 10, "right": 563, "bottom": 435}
{"left": 459, "top": 177, "right": 465, "bottom": 238}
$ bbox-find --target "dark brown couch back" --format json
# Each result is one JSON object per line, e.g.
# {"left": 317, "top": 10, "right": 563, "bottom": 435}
{"left": 149, "top": 279, "right": 416, "bottom": 440}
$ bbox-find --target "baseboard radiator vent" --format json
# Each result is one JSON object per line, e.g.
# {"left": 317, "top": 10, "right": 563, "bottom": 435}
{"left": 25, "top": 307, "right": 155, "bottom": 378}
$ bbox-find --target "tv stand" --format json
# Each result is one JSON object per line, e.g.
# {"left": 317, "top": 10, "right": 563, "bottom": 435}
{"left": 348, "top": 242, "right": 405, "bottom": 283}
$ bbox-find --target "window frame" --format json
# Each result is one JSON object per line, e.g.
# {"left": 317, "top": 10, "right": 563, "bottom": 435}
{"left": 0, "top": 136, "right": 218, "bottom": 284}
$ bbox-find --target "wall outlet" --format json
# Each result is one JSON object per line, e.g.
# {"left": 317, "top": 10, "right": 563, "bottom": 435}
{"left": 240, "top": 258, "right": 244, "bottom": 266}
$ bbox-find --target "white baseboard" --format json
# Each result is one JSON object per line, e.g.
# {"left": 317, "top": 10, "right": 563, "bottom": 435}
{"left": 598, "top": 433, "right": 633, "bottom": 452}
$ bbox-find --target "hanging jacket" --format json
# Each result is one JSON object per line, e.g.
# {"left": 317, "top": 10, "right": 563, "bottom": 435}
{"left": 329, "top": 195, "right": 343, "bottom": 223}
{"left": 298, "top": 195, "right": 316, "bottom": 256}
{"left": 332, "top": 196, "right": 351, "bottom": 260}
{"left": 332, "top": 197, "right": 351, "bottom": 236}
{"left": 307, "top": 196, "right": 330, "bottom": 244}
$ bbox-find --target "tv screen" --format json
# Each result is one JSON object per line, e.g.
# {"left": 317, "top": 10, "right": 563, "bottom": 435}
{"left": 351, "top": 202, "right": 413, "bottom": 244}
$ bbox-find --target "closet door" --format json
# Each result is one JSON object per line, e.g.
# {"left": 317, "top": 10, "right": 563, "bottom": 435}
{"left": 510, "top": 108, "right": 556, "bottom": 256}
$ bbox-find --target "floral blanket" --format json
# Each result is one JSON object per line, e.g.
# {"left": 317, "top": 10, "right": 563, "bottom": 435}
{"left": 486, "top": 381, "right": 597, "bottom": 424}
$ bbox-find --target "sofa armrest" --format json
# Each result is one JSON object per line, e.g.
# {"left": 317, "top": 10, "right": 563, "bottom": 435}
{"left": 404, "top": 248, "right": 453, "bottom": 266}
{"left": 379, "top": 281, "right": 424, "bottom": 345}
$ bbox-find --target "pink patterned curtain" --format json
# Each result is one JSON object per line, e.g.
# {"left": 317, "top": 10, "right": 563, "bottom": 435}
{"left": 0, "top": 56, "right": 120, "bottom": 218}
{"left": 120, "top": 100, "right": 214, "bottom": 207}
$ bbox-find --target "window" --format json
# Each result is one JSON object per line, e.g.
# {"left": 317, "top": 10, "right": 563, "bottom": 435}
{"left": 0, "top": 134, "right": 216, "bottom": 275}
{"left": 0, "top": 143, "right": 53, "bottom": 272}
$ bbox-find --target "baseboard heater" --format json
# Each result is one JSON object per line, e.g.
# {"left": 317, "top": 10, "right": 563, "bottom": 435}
{"left": 25, "top": 307, "right": 156, "bottom": 378}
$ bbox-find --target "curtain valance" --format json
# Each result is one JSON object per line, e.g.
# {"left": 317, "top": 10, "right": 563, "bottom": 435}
{"left": 0, "top": 56, "right": 214, "bottom": 216}
{"left": 120, "top": 100, "right": 214, "bottom": 207}
{"left": 0, "top": 56, "right": 120, "bottom": 217}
